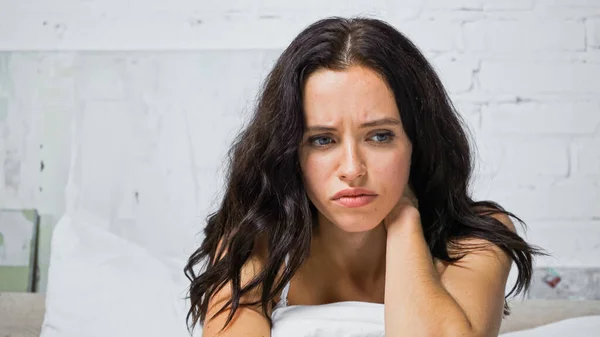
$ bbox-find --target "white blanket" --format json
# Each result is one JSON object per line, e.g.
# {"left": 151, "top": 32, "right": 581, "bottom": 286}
{"left": 270, "top": 300, "right": 600, "bottom": 337}
{"left": 500, "top": 315, "right": 600, "bottom": 337}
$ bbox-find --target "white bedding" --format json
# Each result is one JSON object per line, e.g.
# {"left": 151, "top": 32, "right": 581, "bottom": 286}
{"left": 270, "top": 301, "right": 600, "bottom": 337}
{"left": 40, "top": 212, "right": 203, "bottom": 337}
{"left": 500, "top": 315, "right": 600, "bottom": 337}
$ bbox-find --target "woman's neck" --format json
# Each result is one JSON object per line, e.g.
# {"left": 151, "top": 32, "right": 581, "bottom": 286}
{"left": 311, "top": 215, "right": 388, "bottom": 294}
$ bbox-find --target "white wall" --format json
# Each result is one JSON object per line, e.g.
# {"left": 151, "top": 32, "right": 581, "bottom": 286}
{"left": 0, "top": 1, "right": 599, "bottom": 292}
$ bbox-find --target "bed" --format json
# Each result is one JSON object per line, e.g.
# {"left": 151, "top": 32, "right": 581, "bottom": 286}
{"left": 1, "top": 292, "right": 600, "bottom": 337}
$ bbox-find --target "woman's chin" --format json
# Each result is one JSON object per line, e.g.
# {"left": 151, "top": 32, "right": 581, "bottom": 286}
{"left": 316, "top": 209, "right": 386, "bottom": 233}
{"left": 333, "top": 220, "right": 384, "bottom": 233}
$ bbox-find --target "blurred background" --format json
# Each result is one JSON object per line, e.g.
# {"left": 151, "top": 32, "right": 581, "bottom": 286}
{"left": 0, "top": 0, "right": 599, "bottom": 335}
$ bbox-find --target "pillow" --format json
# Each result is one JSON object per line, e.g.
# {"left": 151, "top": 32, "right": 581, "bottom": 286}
{"left": 41, "top": 212, "right": 201, "bottom": 337}
{"left": 40, "top": 210, "right": 203, "bottom": 337}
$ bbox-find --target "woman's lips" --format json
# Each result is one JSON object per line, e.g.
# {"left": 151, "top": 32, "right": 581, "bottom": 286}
{"left": 333, "top": 195, "right": 377, "bottom": 208}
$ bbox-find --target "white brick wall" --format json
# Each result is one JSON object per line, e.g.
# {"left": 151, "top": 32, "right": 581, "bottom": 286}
{"left": 588, "top": 18, "right": 600, "bottom": 49}
{"left": 462, "top": 20, "right": 585, "bottom": 52}
{"left": 479, "top": 61, "right": 600, "bottom": 94}
{"left": 0, "top": 1, "right": 599, "bottom": 292}
{"left": 481, "top": 102, "right": 600, "bottom": 135}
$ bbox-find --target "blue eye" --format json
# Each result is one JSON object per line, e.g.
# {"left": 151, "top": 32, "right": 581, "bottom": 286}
{"left": 308, "top": 132, "right": 395, "bottom": 147}
{"left": 371, "top": 132, "right": 394, "bottom": 143}
{"left": 310, "top": 136, "right": 333, "bottom": 147}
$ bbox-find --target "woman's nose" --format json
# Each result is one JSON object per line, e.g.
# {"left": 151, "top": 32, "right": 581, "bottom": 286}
{"left": 338, "top": 142, "right": 366, "bottom": 181}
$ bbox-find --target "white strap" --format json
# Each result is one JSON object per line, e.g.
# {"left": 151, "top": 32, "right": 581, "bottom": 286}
{"left": 279, "top": 254, "right": 291, "bottom": 307}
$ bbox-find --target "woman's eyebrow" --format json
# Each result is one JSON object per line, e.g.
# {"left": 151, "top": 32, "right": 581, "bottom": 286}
{"left": 305, "top": 118, "right": 401, "bottom": 132}
{"left": 359, "top": 118, "right": 401, "bottom": 128}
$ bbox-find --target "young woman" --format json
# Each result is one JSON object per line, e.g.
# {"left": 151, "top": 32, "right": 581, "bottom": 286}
{"left": 184, "top": 16, "right": 545, "bottom": 337}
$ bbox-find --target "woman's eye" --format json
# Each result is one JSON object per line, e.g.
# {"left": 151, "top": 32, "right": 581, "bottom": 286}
{"left": 370, "top": 132, "right": 394, "bottom": 143}
{"left": 310, "top": 136, "right": 333, "bottom": 147}
{"left": 308, "top": 132, "right": 395, "bottom": 147}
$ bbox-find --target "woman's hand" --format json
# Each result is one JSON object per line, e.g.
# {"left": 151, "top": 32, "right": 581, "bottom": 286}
{"left": 383, "top": 184, "right": 421, "bottom": 234}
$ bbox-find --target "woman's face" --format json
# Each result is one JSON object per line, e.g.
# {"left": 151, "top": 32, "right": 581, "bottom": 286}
{"left": 299, "top": 65, "right": 413, "bottom": 233}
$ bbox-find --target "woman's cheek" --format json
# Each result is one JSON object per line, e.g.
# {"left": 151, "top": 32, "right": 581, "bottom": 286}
{"left": 302, "top": 158, "right": 329, "bottom": 204}
{"left": 378, "top": 157, "right": 410, "bottom": 202}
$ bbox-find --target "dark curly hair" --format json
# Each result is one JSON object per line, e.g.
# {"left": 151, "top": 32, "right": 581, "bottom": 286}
{"left": 184, "top": 16, "right": 546, "bottom": 334}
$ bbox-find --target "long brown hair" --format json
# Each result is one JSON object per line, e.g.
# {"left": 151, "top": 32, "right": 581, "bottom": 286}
{"left": 184, "top": 16, "right": 546, "bottom": 334}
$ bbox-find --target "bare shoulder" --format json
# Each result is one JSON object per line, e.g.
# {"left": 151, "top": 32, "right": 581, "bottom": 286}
{"left": 435, "top": 206, "right": 518, "bottom": 336}
{"left": 473, "top": 205, "right": 517, "bottom": 234}
{"left": 435, "top": 205, "right": 517, "bottom": 275}
{"left": 449, "top": 205, "right": 518, "bottom": 256}
{"left": 202, "top": 235, "right": 275, "bottom": 337}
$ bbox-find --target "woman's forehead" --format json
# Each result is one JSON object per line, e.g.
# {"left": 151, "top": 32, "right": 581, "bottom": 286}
{"left": 302, "top": 66, "right": 399, "bottom": 126}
